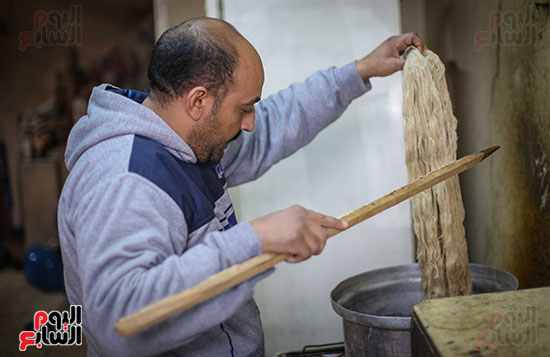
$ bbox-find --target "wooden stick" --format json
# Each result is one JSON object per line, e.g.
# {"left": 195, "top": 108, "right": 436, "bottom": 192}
{"left": 115, "top": 145, "right": 499, "bottom": 337}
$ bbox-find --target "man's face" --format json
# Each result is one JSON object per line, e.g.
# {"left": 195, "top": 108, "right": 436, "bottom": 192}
{"left": 191, "top": 47, "right": 264, "bottom": 163}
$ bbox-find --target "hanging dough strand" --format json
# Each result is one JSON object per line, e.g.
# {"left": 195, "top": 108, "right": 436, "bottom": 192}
{"left": 403, "top": 47, "right": 473, "bottom": 298}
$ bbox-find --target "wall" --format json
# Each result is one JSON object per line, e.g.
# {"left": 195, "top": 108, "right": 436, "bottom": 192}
{"left": 402, "top": 0, "right": 550, "bottom": 288}
{"left": 221, "top": 1, "right": 413, "bottom": 354}
{"left": 153, "top": 0, "right": 205, "bottom": 39}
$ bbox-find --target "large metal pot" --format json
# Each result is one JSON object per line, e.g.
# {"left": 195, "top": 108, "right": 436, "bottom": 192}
{"left": 331, "top": 263, "right": 518, "bottom": 356}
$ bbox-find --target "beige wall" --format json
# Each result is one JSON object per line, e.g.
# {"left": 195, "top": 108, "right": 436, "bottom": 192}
{"left": 152, "top": 0, "right": 205, "bottom": 39}
{"left": 402, "top": 0, "right": 550, "bottom": 288}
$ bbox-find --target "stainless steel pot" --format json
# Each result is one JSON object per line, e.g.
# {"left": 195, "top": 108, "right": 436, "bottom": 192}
{"left": 331, "top": 263, "right": 518, "bottom": 356}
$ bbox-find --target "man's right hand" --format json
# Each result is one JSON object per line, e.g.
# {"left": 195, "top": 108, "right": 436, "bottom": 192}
{"left": 355, "top": 32, "right": 427, "bottom": 80}
{"left": 250, "top": 205, "right": 348, "bottom": 263}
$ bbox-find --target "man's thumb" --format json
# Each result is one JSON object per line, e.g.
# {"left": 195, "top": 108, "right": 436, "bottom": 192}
{"left": 392, "top": 57, "right": 406, "bottom": 71}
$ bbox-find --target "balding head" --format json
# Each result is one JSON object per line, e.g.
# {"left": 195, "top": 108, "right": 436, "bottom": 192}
{"left": 143, "top": 17, "right": 264, "bottom": 164}
{"left": 147, "top": 17, "right": 252, "bottom": 108}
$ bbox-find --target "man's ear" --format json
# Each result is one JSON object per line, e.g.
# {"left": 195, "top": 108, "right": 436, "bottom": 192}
{"left": 184, "top": 86, "right": 211, "bottom": 121}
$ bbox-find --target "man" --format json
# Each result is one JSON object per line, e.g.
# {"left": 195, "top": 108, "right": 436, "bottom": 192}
{"left": 58, "top": 17, "right": 426, "bottom": 356}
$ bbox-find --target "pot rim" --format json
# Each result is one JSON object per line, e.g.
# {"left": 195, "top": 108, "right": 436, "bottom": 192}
{"left": 330, "top": 263, "right": 519, "bottom": 330}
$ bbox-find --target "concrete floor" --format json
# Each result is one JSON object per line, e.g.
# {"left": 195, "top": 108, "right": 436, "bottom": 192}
{"left": 0, "top": 266, "right": 87, "bottom": 356}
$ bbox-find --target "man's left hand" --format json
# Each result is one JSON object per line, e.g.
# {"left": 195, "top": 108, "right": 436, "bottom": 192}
{"left": 355, "top": 32, "right": 427, "bottom": 81}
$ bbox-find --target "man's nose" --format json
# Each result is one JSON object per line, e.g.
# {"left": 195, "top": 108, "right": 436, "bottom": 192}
{"left": 241, "top": 113, "right": 255, "bottom": 132}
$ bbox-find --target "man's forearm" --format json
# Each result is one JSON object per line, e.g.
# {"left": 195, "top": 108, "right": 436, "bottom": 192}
{"left": 222, "top": 61, "right": 371, "bottom": 186}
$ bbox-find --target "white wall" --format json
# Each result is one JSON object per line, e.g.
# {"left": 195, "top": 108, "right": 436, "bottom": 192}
{"left": 220, "top": 1, "right": 413, "bottom": 355}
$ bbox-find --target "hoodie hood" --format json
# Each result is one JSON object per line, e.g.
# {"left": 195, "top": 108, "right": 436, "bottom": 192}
{"left": 65, "top": 84, "right": 196, "bottom": 171}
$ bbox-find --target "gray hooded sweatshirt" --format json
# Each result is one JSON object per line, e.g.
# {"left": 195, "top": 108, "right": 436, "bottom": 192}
{"left": 58, "top": 61, "right": 370, "bottom": 356}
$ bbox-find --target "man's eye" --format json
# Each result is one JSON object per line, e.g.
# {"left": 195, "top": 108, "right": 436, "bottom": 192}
{"left": 242, "top": 108, "right": 254, "bottom": 114}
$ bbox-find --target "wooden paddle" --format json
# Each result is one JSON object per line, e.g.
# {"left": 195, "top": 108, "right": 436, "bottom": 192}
{"left": 115, "top": 145, "right": 499, "bottom": 338}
